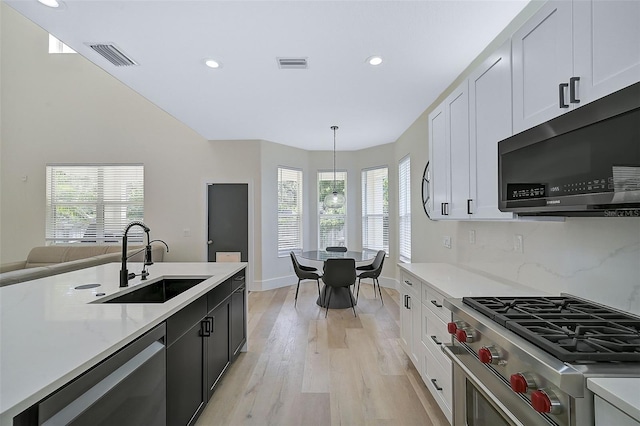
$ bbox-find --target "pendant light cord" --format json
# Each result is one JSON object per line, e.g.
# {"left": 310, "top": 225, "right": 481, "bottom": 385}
{"left": 331, "top": 125, "right": 338, "bottom": 192}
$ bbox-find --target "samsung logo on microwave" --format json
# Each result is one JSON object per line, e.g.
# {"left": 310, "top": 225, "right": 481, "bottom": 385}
{"left": 546, "top": 200, "right": 561, "bottom": 205}
{"left": 604, "top": 210, "right": 640, "bottom": 217}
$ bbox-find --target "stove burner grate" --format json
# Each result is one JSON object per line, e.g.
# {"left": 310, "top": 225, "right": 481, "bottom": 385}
{"left": 463, "top": 296, "right": 640, "bottom": 362}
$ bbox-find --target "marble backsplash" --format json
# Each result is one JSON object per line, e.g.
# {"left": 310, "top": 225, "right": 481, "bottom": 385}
{"left": 454, "top": 218, "right": 640, "bottom": 316}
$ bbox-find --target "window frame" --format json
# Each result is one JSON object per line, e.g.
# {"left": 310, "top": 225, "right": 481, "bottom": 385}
{"left": 277, "top": 166, "right": 304, "bottom": 257}
{"left": 317, "top": 169, "right": 347, "bottom": 250}
{"left": 46, "top": 163, "right": 144, "bottom": 244}
{"left": 361, "top": 165, "right": 389, "bottom": 253}
{"left": 398, "top": 155, "right": 411, "bottom": 263}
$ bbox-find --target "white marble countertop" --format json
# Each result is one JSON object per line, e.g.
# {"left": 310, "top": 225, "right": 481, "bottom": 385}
{"left": 397, "top": 262, "right": 552, "bottom": 298}
{"left": 0, "top": 262, "right": 246, "bottom": 425}
{"left": 588, "top": 378, "right": 640, "bottom": 422}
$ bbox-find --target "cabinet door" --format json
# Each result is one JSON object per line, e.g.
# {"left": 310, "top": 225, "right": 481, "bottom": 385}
{"left": 206, "top": 300, "right": 230, "bottom": 400}
{"left": 400, "top": 292, "right": 412, "bottom": 353}
{"left": 573, "top": 0, "right": 640, "bottom": 105}
{"left": 468, "top": 39, "right": 515, "bottom": 220}
{"left": 410, "top": 292, "right": 422, "bottom": 367}
{"left": 512, "top": 0, "right": 573, "bottom": 133}
{"left": 428, "top": 105, "right": 449, "bottom": 219}
{"left": 167, "top": 321, "right": 206, "bottom": 426}
{"left": 446, "top": 81, "right": 470, "bottom": 219}
{"left": 230, "top": 286, "right": 246, "bottom": 359}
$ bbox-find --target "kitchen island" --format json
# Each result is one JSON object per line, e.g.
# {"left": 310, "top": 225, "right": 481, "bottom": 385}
{"left": 0, "top": 262, "right": 246, "bottom": 425}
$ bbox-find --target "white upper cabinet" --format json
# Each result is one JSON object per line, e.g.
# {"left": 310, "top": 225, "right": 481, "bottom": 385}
{"left": 512, "top": 1, "right": 573, "bottom": 133}
{"left": 469, "top": 40, "right": 515, "bottom": 220}
{"left": 447, "top": 82, "right": 470, "bottom": 219}
{"left": 428, "top": 104, "right": 448, "bottom": 219}
{"left": 573, "top": 0, "right": 640, "bottom": 105}
{"left": 428, "top": 81, "right": 469, "bottom": 219}
{"left": 513, "top": 0, "right": 640, "bottom": 134}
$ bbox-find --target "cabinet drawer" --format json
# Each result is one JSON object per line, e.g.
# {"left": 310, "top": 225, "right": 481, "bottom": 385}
{"left": 401, "top": 273, "right": 420, "bottom": 294}
{"left": 166, "top": 295, "right": 207, "bottom": 346}
{"left": 422, "top": 304, "right": 452, "bottom": 357}
{"left": 424, "top": 343, "right": 453, "bottom": 412}
{"left": 423, "top": 286, "right": 450, "bottom": 323}
{"left": 207, "top": 279, "right": 231, "bottom": 311}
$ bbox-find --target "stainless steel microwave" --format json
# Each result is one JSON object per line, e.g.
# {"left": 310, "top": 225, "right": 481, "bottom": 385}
{"left": 498, "top": 82, "right": 640, "bottom": 217}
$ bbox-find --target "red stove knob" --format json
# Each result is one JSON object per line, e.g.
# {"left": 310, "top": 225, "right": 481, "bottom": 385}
{"left": 531, "top": 389, "right": 562, "bottom": 414}
{"left": 478, "top": 346, "right": 499, "bottom": 364}
{"left": 510, "top": 374, "right": 529, "bottom": 393}
{"left": 447, "top": 322, "right": 458, "bottom": 334}
{"left": 510, "top": 372, "right": 537, "bottom": 393}
{"left": 455, "top": 328, "right": 474, "bottom": 343}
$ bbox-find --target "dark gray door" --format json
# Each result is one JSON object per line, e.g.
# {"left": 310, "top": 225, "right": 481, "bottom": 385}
{"left": 207, "top": 184, "right": 248, "bottom": 262}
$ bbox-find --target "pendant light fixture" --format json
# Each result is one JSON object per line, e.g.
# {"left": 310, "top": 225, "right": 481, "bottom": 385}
{"left": 324, "top": 125, "right": 345, "bottom": 209}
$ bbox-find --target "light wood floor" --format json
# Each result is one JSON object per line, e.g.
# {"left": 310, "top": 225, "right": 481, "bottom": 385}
{"left": 195, "top": 280, "right": 449, "bottom": 426}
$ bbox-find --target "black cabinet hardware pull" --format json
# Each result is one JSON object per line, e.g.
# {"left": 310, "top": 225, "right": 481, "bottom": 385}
{"left": 559, "top": 83, "right": 569, "bottom": 108}
{"left": 200, "top": 319, "right": 211, "bottom": 337}
{"left": 431, "top": 379, "right": 443, "bottom": 391}
{"left": 404, "top": 279, "right": 412, "bottom": 286}
{"left": 431, "top": 300, "right": 443, "bottom": 308}
{"left": 570, "top": 77, "right": 580, "bottom": 103}
{"left": 407, "top": 296, "right": 411, "bottom": 310}
{"left": 467, "top": 199, "right": 472, "bottom": 215}
{"left": 444, "top": 203, "right": 449, "bottom": 215}
{"left": 430, "top": 335, "right": 442, "bottom": 345}
{"left": 441, "top": 203, "right": 445, "bottom": 216}
{"left": 208, "top": 316, "right": 215, "bottom": 334}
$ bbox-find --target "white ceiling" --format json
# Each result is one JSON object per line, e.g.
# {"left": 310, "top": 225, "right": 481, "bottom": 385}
{"left": 6, "top": 0, "right": 529, "bottom": 151}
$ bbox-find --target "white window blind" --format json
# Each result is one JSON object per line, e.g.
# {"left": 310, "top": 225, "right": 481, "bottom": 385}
{"left": 399, "top": 156, "right": 411, "bottom": 262}
{"left": 362, "top": 166, "right": 389, "bottom": 252}
{"left": 48, "top": 34, "right": 76, "bottom": 54}
{"left": 278, "top": 167, "right": 303, "bottom": 256}
{"left": 46, "top": 164, "right": 144, "bottom": 244}
{"left": 318, "top": 170, "right": 347, "bottom": 249}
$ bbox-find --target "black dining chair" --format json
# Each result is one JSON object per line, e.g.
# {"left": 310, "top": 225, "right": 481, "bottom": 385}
{"left": 290, "top": 251, "right": 322, "bottom": 306}
{"left": 356, "top": 250, "right": 386, "bottom": 304}
{"left": 326, "top": 246, "right": 347, "bottom": 252}
{"left": 322, "top": 258, "right": 357, "bottom": 317}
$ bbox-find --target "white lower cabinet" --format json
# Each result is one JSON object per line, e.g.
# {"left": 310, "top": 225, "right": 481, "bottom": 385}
{"left": 595, "top": 396, "right": 640, "bottom": 426}
{"left": 400, "top": 271, "right": 453, "bottom": 424}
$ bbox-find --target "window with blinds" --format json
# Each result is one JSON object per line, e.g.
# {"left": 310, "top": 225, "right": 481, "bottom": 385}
{"left": 399, "top": 156, "right": 411, "bottom": 262}
{"left": 46, "top": 164, "right": 144, "bottom": 244}
{"left": 318, "top": 170, "right": 347, "bottom": 249}
{"left": 362, "top": 167, "right": 389, "bottom": 253}
{"left": 278, "top": 167, "right": 303, "bottom": 256}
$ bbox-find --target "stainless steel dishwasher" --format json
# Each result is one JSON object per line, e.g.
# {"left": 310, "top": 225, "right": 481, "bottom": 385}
{"left": 15, "top": 323, "right": 166, "bottom": 426}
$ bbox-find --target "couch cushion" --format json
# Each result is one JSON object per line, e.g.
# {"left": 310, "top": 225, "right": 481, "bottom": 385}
{"left": 0, "top": 267, "right": 52, "bottom": 287}
{"left": 64, "top": 245, "right": 111, "bottom": 262}
{"left": 25, "top": 246, "right": 70, "bottom": 268}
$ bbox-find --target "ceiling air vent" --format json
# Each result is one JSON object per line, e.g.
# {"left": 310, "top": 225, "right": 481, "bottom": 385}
{"left": 89, "top": 44, "right": 138, "bottom": 67}
{"left": 277, "top": 57, "right": 308, "bottom": 69}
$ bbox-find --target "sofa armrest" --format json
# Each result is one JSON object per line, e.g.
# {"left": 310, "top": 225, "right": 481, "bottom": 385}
{"left": 0, "top": 261, "right": 27, "bottom": 273}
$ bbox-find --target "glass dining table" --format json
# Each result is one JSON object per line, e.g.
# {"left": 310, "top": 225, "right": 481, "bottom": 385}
{"left": 299, "top": 250, "right": 376, "bottom": 309}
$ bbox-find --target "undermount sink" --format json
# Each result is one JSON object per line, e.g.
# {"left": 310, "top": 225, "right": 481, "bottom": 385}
{"left": 100, "top": 278, "right": 207, "bottom": 303}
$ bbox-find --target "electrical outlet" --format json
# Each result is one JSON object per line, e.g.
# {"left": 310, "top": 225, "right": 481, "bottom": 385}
{"left": 443, "top": 236, "right": 452, "bottom": 249}
{"left": 514, "top": 234, "right": 524, "bottom": 253}
{"left": 469, "top": 230, "right": 476, "bottom": 245}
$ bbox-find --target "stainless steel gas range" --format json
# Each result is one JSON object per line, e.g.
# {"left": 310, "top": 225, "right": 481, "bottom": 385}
{"left": 443, "top": 294, "right": 640, "bottom": 426}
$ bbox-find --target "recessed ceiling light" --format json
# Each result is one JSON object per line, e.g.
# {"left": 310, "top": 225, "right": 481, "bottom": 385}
{"left": 38, "top": 0, "right": 60, "bottom": 8}
{"left": 367, "top": 56, "right": 383, "bottom": 66}
{"left": 204, "top": 59, "right": 221, "bottom": 69}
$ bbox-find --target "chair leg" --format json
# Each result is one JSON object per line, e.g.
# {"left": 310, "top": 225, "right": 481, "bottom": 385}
{"left": 356, "top": 277, "right": 361, "bottom": 303}
{"left": 348, "top": 287, "right": 357, "bottom": 317}
{"left": 325, "top": 287, "right": 332, "bottom": 318}
{"left": 376, "top": 278, "right": 383, "bottom": 305}
{"left": 294, "top": 278, "right": 301, "bottom": 306}
{"left": 316, "top": 279, "right": 321, "bottom": 300}
{"left": 372, "top": 278, "right": 377, "bottom": 298}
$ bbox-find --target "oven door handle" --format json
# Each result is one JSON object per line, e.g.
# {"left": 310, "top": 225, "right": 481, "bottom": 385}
{"left": 442, "top": 344, "right": 525, "bottom": 426}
